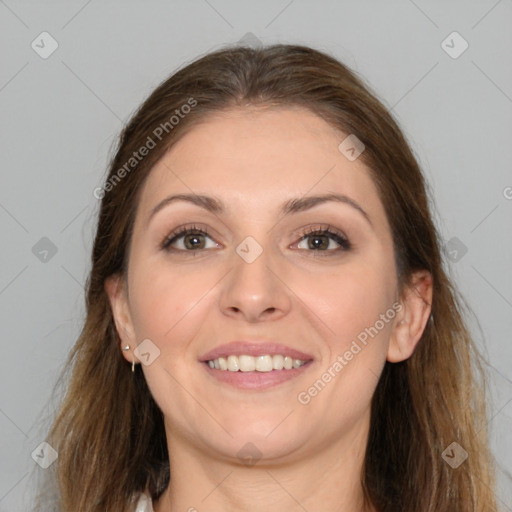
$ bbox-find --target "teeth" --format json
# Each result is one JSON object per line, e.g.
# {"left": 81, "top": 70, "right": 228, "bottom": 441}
{"left": 273, "top": 354, "right": 284, "bottom": 370}
{"left": 206, "top": 354, "right": 308, "bottom": 372}
{"left": 239, "top": 355, "right": 256, "bottom": 371}
{"left": 256, "top": 355, "right": 273, "bottom": 372}
{"left": 227, "top": 355, "right": 240, "bottom": 372}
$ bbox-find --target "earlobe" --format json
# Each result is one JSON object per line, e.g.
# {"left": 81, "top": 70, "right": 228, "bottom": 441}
{"left": 387, "top": 270, "right": 433, "bottom": 363}
{"left": 104, "top": 274, "right": 136, "bottom": 360}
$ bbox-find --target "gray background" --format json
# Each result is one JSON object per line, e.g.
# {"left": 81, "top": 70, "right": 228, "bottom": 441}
{"left": 1, "top": 0, "right": 511, "bottom": 510}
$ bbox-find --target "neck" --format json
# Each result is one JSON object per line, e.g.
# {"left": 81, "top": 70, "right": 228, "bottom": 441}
{"left": 153, "top": 414, "right": 375, "bottom": 512}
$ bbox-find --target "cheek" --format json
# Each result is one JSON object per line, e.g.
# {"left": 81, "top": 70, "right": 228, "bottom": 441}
{"left": 294, "top": 264, "right": 396, "bottom": 424}
{"left": 128, "top": 259, "right": 216, "bottom": 349}
{"left": 295, "top": 261, "right": 396, "bottom": 348}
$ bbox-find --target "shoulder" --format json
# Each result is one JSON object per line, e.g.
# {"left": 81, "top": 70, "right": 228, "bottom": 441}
{"left": 133, "top": 492, "right": 154, "bottom": 512}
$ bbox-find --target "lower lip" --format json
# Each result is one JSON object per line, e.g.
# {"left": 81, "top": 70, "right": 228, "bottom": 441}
{"left": 201, "top": 360, "right": 314, "bottom": 390}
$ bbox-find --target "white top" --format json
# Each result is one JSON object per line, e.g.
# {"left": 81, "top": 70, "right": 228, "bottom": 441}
{"left": 134, "top": 492, "right": 154, "bottom": 512}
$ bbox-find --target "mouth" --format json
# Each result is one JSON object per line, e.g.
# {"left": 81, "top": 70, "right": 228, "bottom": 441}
{"left": 205, "top": 354, "right": 309, "bottom": 371}
{"left": 198, "top": 341, "right": 315, "bottom": 390}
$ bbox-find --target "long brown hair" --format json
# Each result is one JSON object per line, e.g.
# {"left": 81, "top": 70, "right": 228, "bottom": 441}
{"left": 34, "top": 43, "right": 497, "bottom": 511}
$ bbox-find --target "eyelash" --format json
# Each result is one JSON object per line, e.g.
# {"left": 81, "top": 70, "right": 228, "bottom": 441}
{"left": 160, "top": 224, "right": 351, "bottom": 256}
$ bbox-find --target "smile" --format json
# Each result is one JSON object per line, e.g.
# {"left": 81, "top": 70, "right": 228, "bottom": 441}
{"left": 206, "top": 354, "right": 308, "bottom": 372}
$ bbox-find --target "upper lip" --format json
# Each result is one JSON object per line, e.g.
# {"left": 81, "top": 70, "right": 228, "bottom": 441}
{"left": 198, "top": 341, "right": 314, "bottom": 362}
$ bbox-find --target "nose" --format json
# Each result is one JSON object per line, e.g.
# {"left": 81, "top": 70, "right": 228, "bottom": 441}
{"left": 219, "top": 238, "right": 292, "bottom": 323}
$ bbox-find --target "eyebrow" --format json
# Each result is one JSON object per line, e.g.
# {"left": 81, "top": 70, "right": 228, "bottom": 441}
{"left": 147, "top": 192, "right": 372, "bottom": 227}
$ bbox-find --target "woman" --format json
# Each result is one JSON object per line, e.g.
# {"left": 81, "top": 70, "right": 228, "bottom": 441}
{"left": 35, "top": 43, "right": 497, "bottom": 511}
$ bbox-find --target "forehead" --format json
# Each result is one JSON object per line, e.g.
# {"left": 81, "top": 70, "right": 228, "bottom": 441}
{"left": 136, "top": 106, "right": 384, "bottom": 222}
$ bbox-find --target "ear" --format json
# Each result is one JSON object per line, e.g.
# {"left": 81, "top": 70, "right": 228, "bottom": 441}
{"left": 387, "top": 270, "right": 433, "bottom": 363}
{"left": 104, "top": 273, "right": 137, "bottom": 364}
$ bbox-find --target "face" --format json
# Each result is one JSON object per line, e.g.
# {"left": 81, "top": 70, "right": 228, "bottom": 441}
{"left": 107, "top": 106, "right": 422, "bottom": 465}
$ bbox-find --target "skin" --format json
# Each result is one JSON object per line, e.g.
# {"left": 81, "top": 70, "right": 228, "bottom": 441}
{"left": 105, "top": 106, "right": 432, "bottom": 512}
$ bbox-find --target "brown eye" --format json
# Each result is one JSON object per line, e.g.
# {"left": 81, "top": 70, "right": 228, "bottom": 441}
{"left": 182, "top": 233, "right": 206, "bottom": 250}
{"left": 296, "top": 227, "right": 351, "bottom": 253}
{"left": 162, "top": 227, "right": 218, "bottom": 252}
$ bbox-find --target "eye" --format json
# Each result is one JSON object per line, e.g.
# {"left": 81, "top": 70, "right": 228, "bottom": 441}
{"left": 161, "top": 223, "right": 351, "bottom": 255}
{"left": 295, "top": 225, "right": 351, "bottom": 254}
{"left": 161, "top": 225, "right": 219, "bottom": 252}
